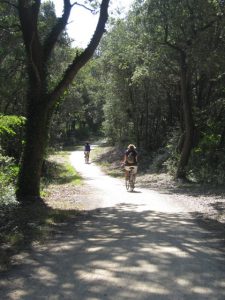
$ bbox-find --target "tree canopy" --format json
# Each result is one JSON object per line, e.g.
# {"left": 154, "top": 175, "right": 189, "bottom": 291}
{"left": 1, "top": 0, "right": 225, "bottom": 207}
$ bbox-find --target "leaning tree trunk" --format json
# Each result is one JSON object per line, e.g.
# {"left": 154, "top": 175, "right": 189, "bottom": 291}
{"left": 176, "top": 52, "right": 194, "bottom": 180}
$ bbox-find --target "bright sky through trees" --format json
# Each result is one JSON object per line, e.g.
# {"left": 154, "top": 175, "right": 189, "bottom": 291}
{"left": 52, "top": 0, "right": 133, "bottom": 47}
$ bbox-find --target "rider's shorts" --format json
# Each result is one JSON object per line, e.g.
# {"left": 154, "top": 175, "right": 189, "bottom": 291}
{"left": 125, "top": 165, "right": 138, "bottom": 174}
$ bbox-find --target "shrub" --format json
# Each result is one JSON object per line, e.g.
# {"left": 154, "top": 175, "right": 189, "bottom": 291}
{"left": 0, "top": 153, "right": 18, "bottom": 206}
{"left": 0, "top": 114, "right": 26, "bottom": 162}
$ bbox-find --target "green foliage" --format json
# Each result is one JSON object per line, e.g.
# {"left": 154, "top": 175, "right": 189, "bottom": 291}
{"left": 164, "top": 128, "right": 225, "bottom": 184}
{"left": 96, "top": 0, "right": 225, "bottom": 183}
{"left": 41, "top": 152, "right": 82, "bottom": 188}
{"left": 50, "top": 58, "right": 106, "bottom": 146}
{"left": 189, "top": 130, "right": 225, "bottom": 184}
{"left": 0, "top": 115, "right": 26, "bottom": 136}
{"left": 190, "top": 151, "right": 225, "bottom": 184}
{"left": 99, "top": 10, "right": 173, "bottom": 148}
{"left": 0, "top": 115, "right": 26, "bottom": 161}
{"left": 0, "top": 1, "right": 27, "bottom": 115}
{"left": 0, "top": 153, "right": 18, "bottom": 213}
{"left": 0, "top": 115, "right": 23, "bottom": 208}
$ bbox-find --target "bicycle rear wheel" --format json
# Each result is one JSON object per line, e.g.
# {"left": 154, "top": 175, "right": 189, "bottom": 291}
{"left": 84, "top": 153, "right": 89, "bottom": 164}
{"left": 125, "top": 178, "right": 130, "bottom": 191}
{"left": 129, "top": 174, "right": 135, "bottom": 191}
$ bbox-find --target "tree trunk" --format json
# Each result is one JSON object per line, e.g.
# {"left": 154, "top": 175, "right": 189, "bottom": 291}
{"left": 16, "top": 0, "right": 110, "bottom": 204}
{"left": 144, "top": 82, "right": 149, "bottom": 149}
{"left": 219, "top": 126, "right": 225, "bottom": 149}
{"left": 176, "top": 52, "right": 194, "bottom": 180}
{"left": 16, "top": 96, "right": 52, "bottom": 203}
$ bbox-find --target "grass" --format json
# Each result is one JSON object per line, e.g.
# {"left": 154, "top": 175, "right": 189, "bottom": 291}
{"left": 41, "top": 151, "right": 82, "bottom": 187}
{"left": 0, "top": 151, "right": 82, "bottom": 271}
{"left": 62, "top": 162, "right": 82, "bottom": 184}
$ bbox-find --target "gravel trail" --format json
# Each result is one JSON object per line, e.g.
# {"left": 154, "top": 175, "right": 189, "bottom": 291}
{"left": 0, "top": 150, "right": 225, "bottom": 300}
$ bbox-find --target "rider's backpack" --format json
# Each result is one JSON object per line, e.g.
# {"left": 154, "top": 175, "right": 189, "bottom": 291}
{"left": 127, "top": 151, "right": 135, "bottom": 164}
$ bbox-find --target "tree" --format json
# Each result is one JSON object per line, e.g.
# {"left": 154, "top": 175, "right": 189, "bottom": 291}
{"left": 49, "top": 57, "right": 107, "bottom": 146}
{"left": 14, "top": 0, "right": 110, "bottom": 204}
{"left": 100, "top": 13, "right": 171, "bottom": 149}
{"left": 0, "top": 1, "right": 27, "bottom": 115}
{"left": 140, "top": 0, "right": 225, "bottom": 180}
{"left": 98, "top": 0, "right": 225, "bottom": 183}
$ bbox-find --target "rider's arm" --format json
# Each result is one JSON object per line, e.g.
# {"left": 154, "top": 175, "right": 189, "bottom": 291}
{"left": 122, "top": 155, "right": 126, "bottom": 164}
{"left": 135, "top": 151, "right": 138, "bottom": 162}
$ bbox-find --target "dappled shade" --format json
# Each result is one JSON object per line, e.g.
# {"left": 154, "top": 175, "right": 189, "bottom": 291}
{"left": 1, "top": 204, "right": 225, "bottom": 299}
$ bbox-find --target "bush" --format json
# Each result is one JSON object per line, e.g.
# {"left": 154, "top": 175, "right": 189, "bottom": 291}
{"left": 0, "top": 114, "right": 25, "bottom": 162}
{"left": 189, "top": 148, "right": 225, "bottom": 184}
{"left": 0, "top": 153, "right": 18, "bottom": 206}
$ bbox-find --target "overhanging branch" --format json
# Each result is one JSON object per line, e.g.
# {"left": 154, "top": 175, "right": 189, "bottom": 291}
{"left": 18, "top": 0, "right": 42, "bottom": 84}
{"left": 49, "top": 0, "right": 110, "bottom": 104}
{"left": 43, "top": 0, "right": 72, "bottom": 62}
{"left": 72, "top": 1, "right": 95, "bottom": 13}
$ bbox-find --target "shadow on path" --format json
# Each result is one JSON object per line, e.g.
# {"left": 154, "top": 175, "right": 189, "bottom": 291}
{"left": 1, "top": 203, "right": 225, "bottom": 300}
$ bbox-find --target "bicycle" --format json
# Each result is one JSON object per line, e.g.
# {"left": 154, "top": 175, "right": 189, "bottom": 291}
{"left": 125, "top": 166, "right": 137, "bottom": 192}
{"left": 84, "top": 151, "right": 89, "bottom": 164}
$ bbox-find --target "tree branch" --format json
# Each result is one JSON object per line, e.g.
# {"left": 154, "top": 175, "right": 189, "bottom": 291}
{"left": 72, "top": 1, "right": 95, "bottom": 13}
{"left": 49, "top": 0, "right": 110, "bottom": 104}
{"left": 18, "top": 0, "right": 41, "bottom": 49}
{"left": 43, "top": 0, "right": 72, "bottom": 62}
{"left": 162, "top": 23, "right": 183, "bottom": 53}
{"left": 18, "top": 0, "right": 42, "bottom": 84}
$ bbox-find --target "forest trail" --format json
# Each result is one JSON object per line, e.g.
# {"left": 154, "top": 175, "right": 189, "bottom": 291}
{"left": 0, "top": 149, "right": 225, "bottom": 299}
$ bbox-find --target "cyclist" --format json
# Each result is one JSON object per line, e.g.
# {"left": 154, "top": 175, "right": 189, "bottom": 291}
{"left": 122, "top": 144, "right": 138, "bottom": 181}
{"left": 84, "top": 142, "right": 91, "bottom": 163}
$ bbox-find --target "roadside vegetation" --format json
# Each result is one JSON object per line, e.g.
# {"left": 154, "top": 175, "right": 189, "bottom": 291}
{"left": 92, "top": 144, "right": 225, "bottom": 198}
{"left": 0, "top": 151, "right": 82, "bottom": 271}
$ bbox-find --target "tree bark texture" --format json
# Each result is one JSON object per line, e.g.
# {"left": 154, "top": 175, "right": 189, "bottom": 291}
{"left": 17, "top": 99, "right": 52, "bottom": 200}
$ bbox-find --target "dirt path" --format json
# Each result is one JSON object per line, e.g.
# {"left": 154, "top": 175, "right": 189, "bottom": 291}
{"left": 0, "top": 150, "right": 225, "bottom": 300}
